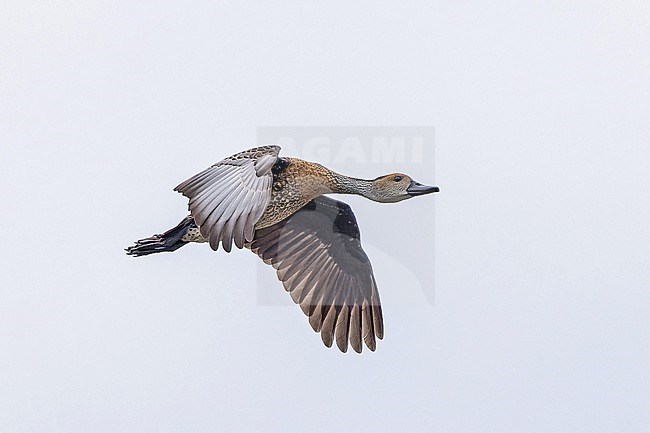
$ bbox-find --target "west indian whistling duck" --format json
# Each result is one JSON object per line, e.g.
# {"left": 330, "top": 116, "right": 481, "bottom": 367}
{"left": 126, "top": 145, "right": 439, "bottom": 353}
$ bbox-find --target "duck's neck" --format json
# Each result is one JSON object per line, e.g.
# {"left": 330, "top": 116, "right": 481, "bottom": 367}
{"left": 329, "top": 172, "right": 381, "bottom": 202}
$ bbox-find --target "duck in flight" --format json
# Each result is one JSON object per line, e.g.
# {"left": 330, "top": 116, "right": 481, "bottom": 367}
{"left": 126, "top": 145, "right": 439, "bottom": 353}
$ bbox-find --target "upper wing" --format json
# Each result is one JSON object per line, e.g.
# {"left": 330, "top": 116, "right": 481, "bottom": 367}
{"left": 174, "top": 145, "right": 280, "bottom": 252}
{"left": 249, "top": 196, "right": 384, "bottom": 353}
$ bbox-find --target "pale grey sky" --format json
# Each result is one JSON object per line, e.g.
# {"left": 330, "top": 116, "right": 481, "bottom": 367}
{"left": 1, "top": 1, "right": 649, "bottom": 432}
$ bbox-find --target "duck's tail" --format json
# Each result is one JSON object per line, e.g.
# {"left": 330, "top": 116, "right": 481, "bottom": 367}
{"left": 126, "top": 216, "right": 195, "bottom": 257}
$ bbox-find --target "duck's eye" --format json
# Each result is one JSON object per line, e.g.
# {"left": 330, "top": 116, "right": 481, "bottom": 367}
{"left": 393, "top": 176, "right": 403, "bottom": 182}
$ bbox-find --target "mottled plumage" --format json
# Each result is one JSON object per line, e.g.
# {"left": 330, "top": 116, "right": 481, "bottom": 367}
{"left": 127, "top": 146, "right": 439, "bottom": 353}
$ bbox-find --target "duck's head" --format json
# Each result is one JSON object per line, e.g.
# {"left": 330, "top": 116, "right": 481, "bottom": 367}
{"left": 369, "top": 173, "right": 440, "bottom": 203}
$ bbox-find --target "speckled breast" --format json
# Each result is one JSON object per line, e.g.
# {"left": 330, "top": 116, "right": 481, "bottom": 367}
{"left": 254, "top": 157, "right": 334, "bottom": 229}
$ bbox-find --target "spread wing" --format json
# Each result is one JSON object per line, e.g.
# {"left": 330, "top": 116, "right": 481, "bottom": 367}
{"left": 174, "top": 146, "right": 280, "bottom": 252}
{"left": 249, "top": 196, "right": 384, "bottom": 353}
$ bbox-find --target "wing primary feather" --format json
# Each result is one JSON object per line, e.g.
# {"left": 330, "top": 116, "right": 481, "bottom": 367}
{"left": 315, "top": 269, "right": 346, "bottom": 342}
{"left": 349, "top": 304, "right": 362, "bottom": 354}
{"left": 233, "top": 210, "right": 250, "bottom": 249}
{"left": 320, "top": 304, "right": 339, "bottom": 348}
{"left": 335, "top": 302, "right": 351, "bottom": 353}
{"left": 371, "top": 279, "right": 384, "bottom": 340}
{"left": 362, "top": 299, "right": 377, "bottom": 351}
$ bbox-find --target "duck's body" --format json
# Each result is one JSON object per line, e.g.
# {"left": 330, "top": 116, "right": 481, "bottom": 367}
{"left": 127, "top": 145, "right": 438, "bottom": 353}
